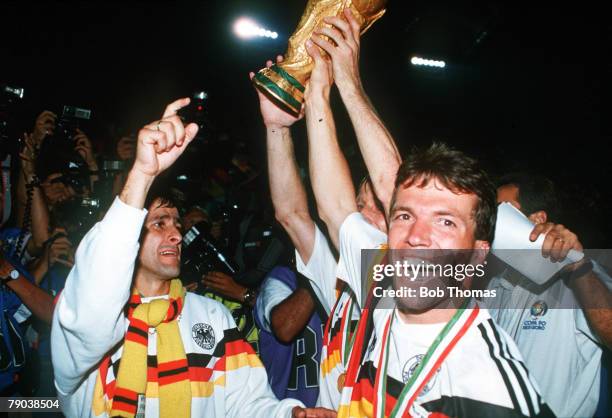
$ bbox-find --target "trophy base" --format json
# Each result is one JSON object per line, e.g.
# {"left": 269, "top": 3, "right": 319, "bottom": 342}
{"left": 252, "top": 65, "right": 305, "bottom": 117}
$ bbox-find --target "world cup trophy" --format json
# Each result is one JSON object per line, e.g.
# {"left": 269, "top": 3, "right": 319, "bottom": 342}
{"left": 252, "top": 0, "right": 387, "bottom": 116}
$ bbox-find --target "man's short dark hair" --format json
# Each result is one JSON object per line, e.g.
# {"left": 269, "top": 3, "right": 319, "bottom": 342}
{"left": 144, "top": 180, "right": 180, "bottom": 212}
{"left": 496, "top": 172, "right": 558, "bottom": 219}
{"left": 139, "top": 182, "right": 182, "bottom": 242}
{"left": 390, "top": 142, "right": 497, "bottom": 243}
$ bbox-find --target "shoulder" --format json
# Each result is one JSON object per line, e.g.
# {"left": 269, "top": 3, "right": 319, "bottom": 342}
{"left": 456, "top": 311, "right": 546, "bottom": 417}
{"left": 184, "top": 292, "right": 235, "bottom": 324}
{"left": 340, "top": 212, "right": 387, "bottom": 247}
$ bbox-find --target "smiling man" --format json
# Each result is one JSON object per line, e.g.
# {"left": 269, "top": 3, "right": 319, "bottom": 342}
{"left": 330, "top": 145, "right": 554, "bottom": 418}
{"left": 303, "top": 12, "right": 554, "bottom": 416}
{"left": 51, "top": 98, "right": 334, "bottom": 418}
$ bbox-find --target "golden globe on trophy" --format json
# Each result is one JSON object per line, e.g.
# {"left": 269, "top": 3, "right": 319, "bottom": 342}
{"left": 252, "top": 0, "right": 387, "bottom": 116}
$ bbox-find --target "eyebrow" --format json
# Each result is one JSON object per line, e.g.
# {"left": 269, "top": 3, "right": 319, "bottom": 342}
{"left": 149, "top": 214, "right": 182, "bottom": 224}
{"left": 391, "top": 205, "right": 461, "bottom": 219}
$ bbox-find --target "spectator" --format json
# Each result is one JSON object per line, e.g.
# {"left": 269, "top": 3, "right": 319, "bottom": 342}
{"left": 485, "top": 173, "right": 612, "bottom": 417}
{"left": 255, "top": 266, "right": 325, "bottom": 406}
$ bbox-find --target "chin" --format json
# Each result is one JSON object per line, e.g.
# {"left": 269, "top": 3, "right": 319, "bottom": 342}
{"left": 159, "top": 265, "right": 180, "bottom": 279}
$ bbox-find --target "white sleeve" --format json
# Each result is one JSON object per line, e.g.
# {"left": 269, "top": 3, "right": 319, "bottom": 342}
{"left": 295, "top": 224, "right": 337, "bottom": 314}
{"left": 255, "top": 278, "right": 293, "bottom": 333}
{"left": 336, "top": 212, "right": 387, "bottom": 307}
{"left": 51, "top": 197, "right": 147, "bottom": 395}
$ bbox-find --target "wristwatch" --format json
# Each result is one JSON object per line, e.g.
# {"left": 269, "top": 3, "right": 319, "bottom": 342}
{"left": 1, "top": 268, "right": 20, "bottom": 283}
{"left": 242, "top": 288, "right": 257, "bottom": 305}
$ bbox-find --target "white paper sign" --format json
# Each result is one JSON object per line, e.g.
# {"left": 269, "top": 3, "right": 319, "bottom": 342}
{"left": 491, "top": 202, "right": 583, "bottom": 284}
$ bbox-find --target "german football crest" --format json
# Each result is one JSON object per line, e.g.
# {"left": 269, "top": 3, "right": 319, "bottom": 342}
{"left": 192, "top": 323, "right": 216, "bottom": 350}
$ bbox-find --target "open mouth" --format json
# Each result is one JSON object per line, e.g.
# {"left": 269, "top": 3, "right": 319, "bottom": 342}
{"left": 159, "top": 248, "right": 179, "bottom": 258}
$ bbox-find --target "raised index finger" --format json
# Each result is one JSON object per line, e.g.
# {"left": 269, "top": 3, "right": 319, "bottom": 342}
{"left": 162, "top": 97, "right": 191, "bottom": 119}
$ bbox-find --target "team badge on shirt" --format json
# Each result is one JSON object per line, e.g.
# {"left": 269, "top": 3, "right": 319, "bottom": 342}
{"left": 522, "top": 300, "right": 548, "bottom": 331}
{"left": 192, "top": 323, "right": 216, "bottom": 350}
{"left": 530, "top": 301, "right": 548, "bottom": 318}
{"left": 402, "top": 354, "right": 440, "bottom": 397}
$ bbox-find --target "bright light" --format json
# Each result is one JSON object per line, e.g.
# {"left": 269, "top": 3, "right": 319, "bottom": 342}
{"left": 234, "top": 18, "right": 258, "bottom": 39}
{"left": 233, "top": 17, "right": 278, "bottom": 40}
{"left": 411, "top": 56, "right": 446, "bottom": 69}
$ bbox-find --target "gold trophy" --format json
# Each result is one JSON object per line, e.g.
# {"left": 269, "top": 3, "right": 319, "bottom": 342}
{"left": 252, "top": 0, "right": 387, "bottom": 116}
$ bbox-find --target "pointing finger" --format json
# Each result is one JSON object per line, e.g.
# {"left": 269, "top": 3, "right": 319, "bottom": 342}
{"left": 162, "top": 97, "right": 190, "bottom": 119}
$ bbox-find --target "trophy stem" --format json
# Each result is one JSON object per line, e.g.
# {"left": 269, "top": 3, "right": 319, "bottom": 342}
{"left": 252, "top": 64, "right": 305, "bottom": 117}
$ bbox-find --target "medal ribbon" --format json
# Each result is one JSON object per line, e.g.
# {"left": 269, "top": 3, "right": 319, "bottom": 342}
{"left": 374, "top": 303, "right": 479, "bottom": 418}
{"left": 341, "top": 294, "right": 357, "bottom": 366}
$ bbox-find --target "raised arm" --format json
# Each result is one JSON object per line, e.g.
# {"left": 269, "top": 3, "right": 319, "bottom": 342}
{"left": 251, "top": 57, "right": 316, "bottom": 263}
{"left": 311, "top": 9, "right": 401, "bottom": 214}
{"left": 51, "top": 98, "right": 198, "bottom": 394}
{"left": 16, "top": 132, "right": 50, "bottom": 253}
{"left": 303, "top": 42, "right": 357, "bottom": 248}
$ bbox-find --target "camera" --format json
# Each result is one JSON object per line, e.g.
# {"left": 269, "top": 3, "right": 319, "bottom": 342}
{"left": 38, "top": 105, "right": 93, "bottom": 189}
{"left": 101, "top": 159, "right": 126, "bottom": 173}
{"left": 178, "top": 91, "right": 209, "bottom": 142}
{"left": 181, "top": 221, "right": 236, "bottom": 285}
{"left": 50, "top": 106, "right": 91, "bottom": 167}
{"left": 56, "top": 105, "right": 91, "bottom": 142}
{"left": 50, "top": 167, "right": 89, "bottom": 194}
{"left": 0, "top": 83, "right": 25, "bottom": 158}
{"left": 53, "top": 196, "right": 101, "bottom": 245}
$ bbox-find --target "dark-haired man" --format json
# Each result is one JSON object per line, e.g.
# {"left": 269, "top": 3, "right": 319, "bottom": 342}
{"left": 51, "top": 99, "right": 334, "bottom": 418}
{"left": 304, "top": 11, "right": 553, "bottom": 416}
{"left": 486, "top": 173, "right": 612, "bottom": 417}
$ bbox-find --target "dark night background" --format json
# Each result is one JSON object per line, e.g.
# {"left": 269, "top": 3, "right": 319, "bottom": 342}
{"left": 2, "top": 1, "right": 610, "bottom": 246}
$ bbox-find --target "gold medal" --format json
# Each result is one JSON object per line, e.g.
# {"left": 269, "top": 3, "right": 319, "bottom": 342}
{"left": 337, "top": 372, "right": 346, "bottom": 391}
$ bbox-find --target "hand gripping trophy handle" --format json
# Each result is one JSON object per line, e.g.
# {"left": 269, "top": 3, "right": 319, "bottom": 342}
{"left": 252, "top": 0, "right": 387, "bottom": 116}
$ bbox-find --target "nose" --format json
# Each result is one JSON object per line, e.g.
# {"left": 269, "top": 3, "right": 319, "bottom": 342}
{"left": 167, "top": 225, "right": 182, "bottom": 245}
{"left": 405, "top": 219, "right": 432, "bottom": 248}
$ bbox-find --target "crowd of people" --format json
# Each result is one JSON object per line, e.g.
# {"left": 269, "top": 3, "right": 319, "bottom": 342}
{"left": 0, "top": 9, "right": 610, "bottom": 418}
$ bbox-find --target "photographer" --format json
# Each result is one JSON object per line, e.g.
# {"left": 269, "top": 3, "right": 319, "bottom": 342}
{"left": 35, "top": 108, "right": 100, "bottom": 202}
{"left": 0, "top": 248, "right": 55, "bottom": 395}
{"left": 73, "top": 128, "right": 100, "bottom": 191}
{"left": 182, "top": 204, "right": 261, "bottom": 353}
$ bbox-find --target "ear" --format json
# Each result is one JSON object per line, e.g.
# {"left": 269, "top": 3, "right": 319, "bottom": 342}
{"left": 471, "top": 240, "right": 490, "bottom": 265}
{"left": 528, "top": 210, "right": 548, "bottom": 225}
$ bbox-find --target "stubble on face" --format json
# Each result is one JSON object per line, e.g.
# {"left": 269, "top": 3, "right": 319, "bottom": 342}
{"left": 137, "top": 203, "right": 182, "bottom": 284}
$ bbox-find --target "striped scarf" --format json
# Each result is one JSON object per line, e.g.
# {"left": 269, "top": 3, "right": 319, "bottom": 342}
{"left": 93, "top": 279, "right": 191, "bottom": 418}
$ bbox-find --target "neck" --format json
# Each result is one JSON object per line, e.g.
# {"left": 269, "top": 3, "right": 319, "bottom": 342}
{"left": 134, "top": 270, "right": 171, "bottom": 297}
